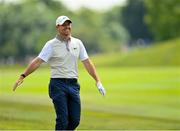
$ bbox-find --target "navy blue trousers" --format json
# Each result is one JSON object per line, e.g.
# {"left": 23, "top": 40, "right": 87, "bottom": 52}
{"left": 49, "top": 78, "right": 81, "bottom": 130}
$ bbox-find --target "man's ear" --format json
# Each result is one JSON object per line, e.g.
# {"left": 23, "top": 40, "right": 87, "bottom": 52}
{"left": 56, "top": 25, "right": 59, "bottom": 29}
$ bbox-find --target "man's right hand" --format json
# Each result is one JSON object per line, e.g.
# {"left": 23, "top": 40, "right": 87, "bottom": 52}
{"left": 13, "top": 76, "right": 24, "bottom": 91}
{"left": 12, "top": 57, "right": 44, "bottom": 92}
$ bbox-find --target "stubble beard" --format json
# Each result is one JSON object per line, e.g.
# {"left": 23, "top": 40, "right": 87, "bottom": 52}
{"left": 59, "top": 31, "right": 71, "bottom": 41}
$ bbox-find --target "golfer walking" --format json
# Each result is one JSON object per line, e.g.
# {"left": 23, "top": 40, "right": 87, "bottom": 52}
{"left": 13, "top": 15, "right": 106, "bottom": 130}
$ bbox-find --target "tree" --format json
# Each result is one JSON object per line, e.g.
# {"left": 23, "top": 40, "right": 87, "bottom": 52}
{"left": 121, "top": 0, "right": 153, "bottom": 44}
{"left": 103, "top": 7, "right": 130, "bottom": 42}
{"left": 73, "top": 7, "right": 129, "bottom": 54}
{"left": 0, "top": 0, "right": 68, "bottom": 62}
{"left": 145, "top": 0, "right": 180, "bottom": 41}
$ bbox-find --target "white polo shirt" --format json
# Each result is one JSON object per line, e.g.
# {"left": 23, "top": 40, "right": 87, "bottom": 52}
{"left": 38, "top": 35, "right": 89, "bottom": 78}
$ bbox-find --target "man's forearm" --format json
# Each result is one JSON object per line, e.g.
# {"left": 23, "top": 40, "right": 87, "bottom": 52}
{"left": 23, "top": 57, "right": 43, "bottom": 77}
{"left": 82, "top": 59, "right": 100, "bottom": 82}
{"left": 82, "top": 58, "right": 106, "bottom": 96}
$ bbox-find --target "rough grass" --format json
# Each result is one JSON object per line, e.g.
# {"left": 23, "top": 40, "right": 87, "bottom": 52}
{"left": 90, "top": 38, "right": 180, "bottom": 67}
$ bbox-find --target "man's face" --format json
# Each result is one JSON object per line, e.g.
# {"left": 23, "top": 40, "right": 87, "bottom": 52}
{"left": 57, "top": 21, "right": 71, "bottom": 37}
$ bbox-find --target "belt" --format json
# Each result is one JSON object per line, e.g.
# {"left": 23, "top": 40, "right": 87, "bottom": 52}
{"left": 51, "top": 78, "right": 77, "bottom": 84}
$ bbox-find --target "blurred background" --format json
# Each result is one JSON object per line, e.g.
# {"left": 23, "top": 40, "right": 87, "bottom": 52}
{"left": 0, "top": 0, "right": 180, "bottom": 130}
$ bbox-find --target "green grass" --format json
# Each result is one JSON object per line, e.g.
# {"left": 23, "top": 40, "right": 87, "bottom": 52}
{"left": 90, "top": 38, "right": 180, "bottom": 67}
{"left": 0, "top": 66, "right": 180, "bottom": 130}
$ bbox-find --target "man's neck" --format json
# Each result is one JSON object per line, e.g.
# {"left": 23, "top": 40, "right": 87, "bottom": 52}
{"left": 57, "top": 34, "right": 71, "bottom": 42}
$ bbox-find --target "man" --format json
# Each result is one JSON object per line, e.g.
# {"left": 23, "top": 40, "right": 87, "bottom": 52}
{"left": 13, "top": 15, "right": 106, "bottom": 130}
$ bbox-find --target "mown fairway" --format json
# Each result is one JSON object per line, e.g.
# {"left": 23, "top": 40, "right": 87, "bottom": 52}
{"left": 0, "top": 66, "right": 180, "bottom": 130}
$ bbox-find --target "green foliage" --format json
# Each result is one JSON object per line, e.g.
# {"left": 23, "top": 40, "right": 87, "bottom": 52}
{"left": 0, "top": 0, "right": 72, "bottom": 60}
{"left": 103, "top": 7, "right": 130, "bottom": 45}
{"left": 0, "top": 0, "right": 56, "bottom": 59}
{"left": 72, "top": 7, "right": 129, "bottom": 54}
{"left": 1, "top": 0, "right": 179, "bottom": 62}
{"left": 145, "top": 0, "right": 180, "bottom": 41}
{"left": 0, "top": 0, "right": 129, "bottom": 61}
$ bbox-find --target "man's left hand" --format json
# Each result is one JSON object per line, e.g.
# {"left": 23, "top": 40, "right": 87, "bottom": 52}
{"left": 96, "top": 82, "right": 106, "bottom": 96}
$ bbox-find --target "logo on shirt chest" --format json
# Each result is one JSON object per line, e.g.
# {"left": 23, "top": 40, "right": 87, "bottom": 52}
{"left": 70, "top": 46, "right": 79, "bottom": 57}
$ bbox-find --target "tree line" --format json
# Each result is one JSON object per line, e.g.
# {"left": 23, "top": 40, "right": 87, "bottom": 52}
{"left": 0, "top": 0, "right": 179, "bottom": 64}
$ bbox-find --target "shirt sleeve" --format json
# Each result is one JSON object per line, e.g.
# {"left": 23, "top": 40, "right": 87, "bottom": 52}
{"left": 38, "top": 42, "right": 52, "bottom": 62}
{"left": 79, "top": 40, "right": 89, "bottom": 61}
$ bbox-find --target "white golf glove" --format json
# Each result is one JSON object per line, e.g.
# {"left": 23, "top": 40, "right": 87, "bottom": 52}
{"left": 96, "top": 82, "right": 106, "bottom": 96}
